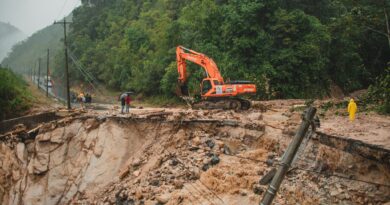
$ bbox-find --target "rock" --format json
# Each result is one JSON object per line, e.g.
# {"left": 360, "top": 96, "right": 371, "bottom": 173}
{"left": 265, "top": 159, "right": 273, "bottom": 166}
{"left": 169, "top": 158, "right": 179, "bottom": 166}
{"left": 31, "top": 152, "right": 49, "bottom": 174}
{"left": 205, "top": 139, "right": 215, "bottom": 148}
{"left": 190, "top": 167, "right": 201, "bottom": 179}
{"left": 189, "top": 146, "right": 199, "bottom": 151}
{"left": 132, "top": 158, "right": 142, "bottom": 167}
{"left": 144, "top": 200, "right": 158, "bottom": 205}
{"left": 93, "top": 141, "right": 104, "bottom": 157}
{"left": 133, "top": 170, "right": 141, "bottom": 177}
{"left": 330, "top": 190, "right": 340, "bottom": 196}
{"left": 12, "top": 169, "right": 21, "bottom": 181}
{"left": 135, "top": 189, "right": 143, "bottom": 199}
{"left": 156, "top": 193, "right": 171, "bottom": 204}
{"left": 50, "top": 127, "right": 65, "bottom": 143}
{"left": 215, "top": 140, "right": 224, "bottom": 148}
{"left": 119, "top": 168, "right": 130, "bottom": 179}
{"left": 202, "top": 163, "right": 210, "bottom": 171}
{"left": 223, "top": 145, "right": 231, "bottom": 155}
{"left": 239, "top": 189, "right": 247, "bottom": 196}
{"left": 267, "top": 153, "right": 276, "bottom": 160}
{"left": 150, "top": 179, "right": 160, "bottom": 186}
{"left": 253, "top": 184, "right": 264, "bottom": 195}
{"left": 192, "top": 137, "right": 201, "bottom": 146}
{"left": 36, "top": 132, "right": 51, "bottom": 142}
{"left": 210, "top": 154, "right": 220, "bottom": 165}
{"left": 174, "top": 179, "right": 184, "bottom": 189}
{"left": 16, "top": 143, "right": 27, "bottom": 163}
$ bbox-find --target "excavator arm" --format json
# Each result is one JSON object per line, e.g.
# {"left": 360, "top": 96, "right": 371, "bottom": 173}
{"left": 176, "top": 46, "right": 224, "bottom": 85}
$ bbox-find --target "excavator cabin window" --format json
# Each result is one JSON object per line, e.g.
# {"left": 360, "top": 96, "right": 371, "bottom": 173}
{"left": 202, "top": 80, "right": 212, "bottom": 95}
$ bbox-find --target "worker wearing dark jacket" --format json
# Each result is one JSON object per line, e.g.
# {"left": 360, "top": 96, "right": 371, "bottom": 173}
{"left": 120, "top": 93, "right": 127, "bottom": 114}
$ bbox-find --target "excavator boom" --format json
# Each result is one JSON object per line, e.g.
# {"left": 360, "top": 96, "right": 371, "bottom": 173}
{"left": 176, "top": 46, "right": 224, "bottom": 84}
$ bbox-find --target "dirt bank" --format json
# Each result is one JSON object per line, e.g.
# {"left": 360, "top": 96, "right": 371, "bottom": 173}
{"left": 1, "top": 103, "right": 389, "bottom": 205}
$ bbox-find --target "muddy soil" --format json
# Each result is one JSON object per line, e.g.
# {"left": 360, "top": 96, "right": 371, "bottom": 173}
{"left": 1, "top": 102, "right": 389, "bottom": 205}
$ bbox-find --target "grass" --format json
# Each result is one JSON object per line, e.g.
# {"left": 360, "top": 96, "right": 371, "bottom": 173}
{"left": 136, "top": 95, "right": 185, "bottom": 108}
{"left": 0, "top": 69, "right": 33, "bottom": 120}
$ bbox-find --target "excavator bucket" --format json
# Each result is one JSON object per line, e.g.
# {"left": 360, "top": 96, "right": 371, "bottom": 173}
{"left": 176, "top": 84, "right": 189, "bottom": 96}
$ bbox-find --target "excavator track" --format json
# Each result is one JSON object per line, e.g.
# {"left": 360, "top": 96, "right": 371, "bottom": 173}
{"left": 192, "top": 98, "right": 251, "bottom": 110}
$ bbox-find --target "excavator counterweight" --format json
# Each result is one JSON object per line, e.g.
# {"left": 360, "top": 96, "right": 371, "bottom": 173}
{"left": 176, "top": 46, "right": 257, "bottom": 110}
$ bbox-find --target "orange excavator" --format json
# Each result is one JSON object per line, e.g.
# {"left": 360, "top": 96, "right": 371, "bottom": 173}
{"left": 176, "top": 46, "right": 257, "bottom": 110}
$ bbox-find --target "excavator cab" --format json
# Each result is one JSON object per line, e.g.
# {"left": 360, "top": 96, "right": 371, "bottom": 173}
{"left": 201, "top": 79, "right": 213, "bottom": 95}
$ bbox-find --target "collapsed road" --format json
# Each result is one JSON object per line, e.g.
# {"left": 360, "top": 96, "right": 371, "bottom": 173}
{"left": 0, "top": 101, "right": 389, "bottom": 205}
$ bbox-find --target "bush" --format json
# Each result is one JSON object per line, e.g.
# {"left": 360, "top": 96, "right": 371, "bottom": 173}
{"left": 363, "top": 66, "right": 390, "bottom": 114}
{"left": 0, "top": 68, "right": 32, "bottom": 120}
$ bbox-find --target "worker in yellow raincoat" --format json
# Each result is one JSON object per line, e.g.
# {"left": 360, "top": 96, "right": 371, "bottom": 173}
{"left": 347, "top": 98, "right": 357, "bottom": 122}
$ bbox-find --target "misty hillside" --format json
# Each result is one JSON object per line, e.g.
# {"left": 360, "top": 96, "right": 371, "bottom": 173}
{"left": 0, "top": 22, "right": 26, "bottom": 61}
{"left": 1, "top": 21, "right": 64, "bottom": 74}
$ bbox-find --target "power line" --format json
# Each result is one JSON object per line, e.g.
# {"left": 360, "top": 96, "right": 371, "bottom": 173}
{"left": 67, "top": 49, "right": 104, "bottom": 95}
{"left": 55, "top": 0, "right": 69, "bottom": 21}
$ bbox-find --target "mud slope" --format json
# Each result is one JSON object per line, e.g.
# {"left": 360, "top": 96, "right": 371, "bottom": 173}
{"left": 1, "top": 111, "right": 390, "bottom": 205}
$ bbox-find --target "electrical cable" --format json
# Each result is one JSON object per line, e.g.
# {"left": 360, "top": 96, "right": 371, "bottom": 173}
{"left": 55, "top": 0, "right": 69, "bottom": 21}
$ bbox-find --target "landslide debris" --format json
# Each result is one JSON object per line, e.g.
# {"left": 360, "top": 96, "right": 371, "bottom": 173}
{"left": 0, "top": 105, "right": 389, "bottom": 205}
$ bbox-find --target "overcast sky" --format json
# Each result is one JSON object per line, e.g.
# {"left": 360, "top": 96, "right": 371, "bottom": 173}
{"left": 0, "top": 0, "right": 81, "bottom": 36}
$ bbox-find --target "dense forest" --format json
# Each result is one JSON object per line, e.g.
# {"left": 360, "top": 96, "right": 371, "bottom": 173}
{"left": 63, "top": 0, "right": 389, "bottom": 99}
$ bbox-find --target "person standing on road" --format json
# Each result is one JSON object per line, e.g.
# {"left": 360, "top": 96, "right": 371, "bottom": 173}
{"left": 78, "top": 92, "right": 85, "bottom": 110}
{"left": 120, "top": 93, "right": 127, "bottom": 114}
{"left": 347, "top": 98, "right": 357, "bottom": 122}
{"left": 125, "top": 94, "right": 131, "bottom": 113}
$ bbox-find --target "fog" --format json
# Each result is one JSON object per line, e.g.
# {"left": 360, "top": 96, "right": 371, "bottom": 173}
{"left": 0, "top": 0, "right": 81, "bottom": 36}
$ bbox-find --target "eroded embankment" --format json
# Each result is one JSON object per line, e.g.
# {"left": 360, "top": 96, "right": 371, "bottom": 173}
{"left": 0, "top": 115, "right": 389, "bottom": 205}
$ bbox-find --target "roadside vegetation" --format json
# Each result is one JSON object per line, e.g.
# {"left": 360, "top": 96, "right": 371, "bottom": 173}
{"left": 363, "top": 66, "right": 390, "bottom": 114}
{"left": 0, "top": 68, "right": 32, "bottom": 120}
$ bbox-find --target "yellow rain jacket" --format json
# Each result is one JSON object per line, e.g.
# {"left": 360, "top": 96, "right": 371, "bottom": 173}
{"left": 347, "top": 99, "right": 357, "bottom": 122}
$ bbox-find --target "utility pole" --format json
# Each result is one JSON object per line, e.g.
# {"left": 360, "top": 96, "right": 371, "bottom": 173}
{"left": 37, "top": 58, "right": 41, "bottom": 89}
{"left": 54, "top": 19, "right": 72, "bottom": 109}
{"left": 33, "top": 63, "right": 35, "bottom": 83}
{"left": 260, "top": 107, "right": 317, "bottom": 205}
{"left": 46, "top": 49, "right": 50, "bottom": 97}
{"left": 384, "top": 8, "right": 390, "bottom": 49}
